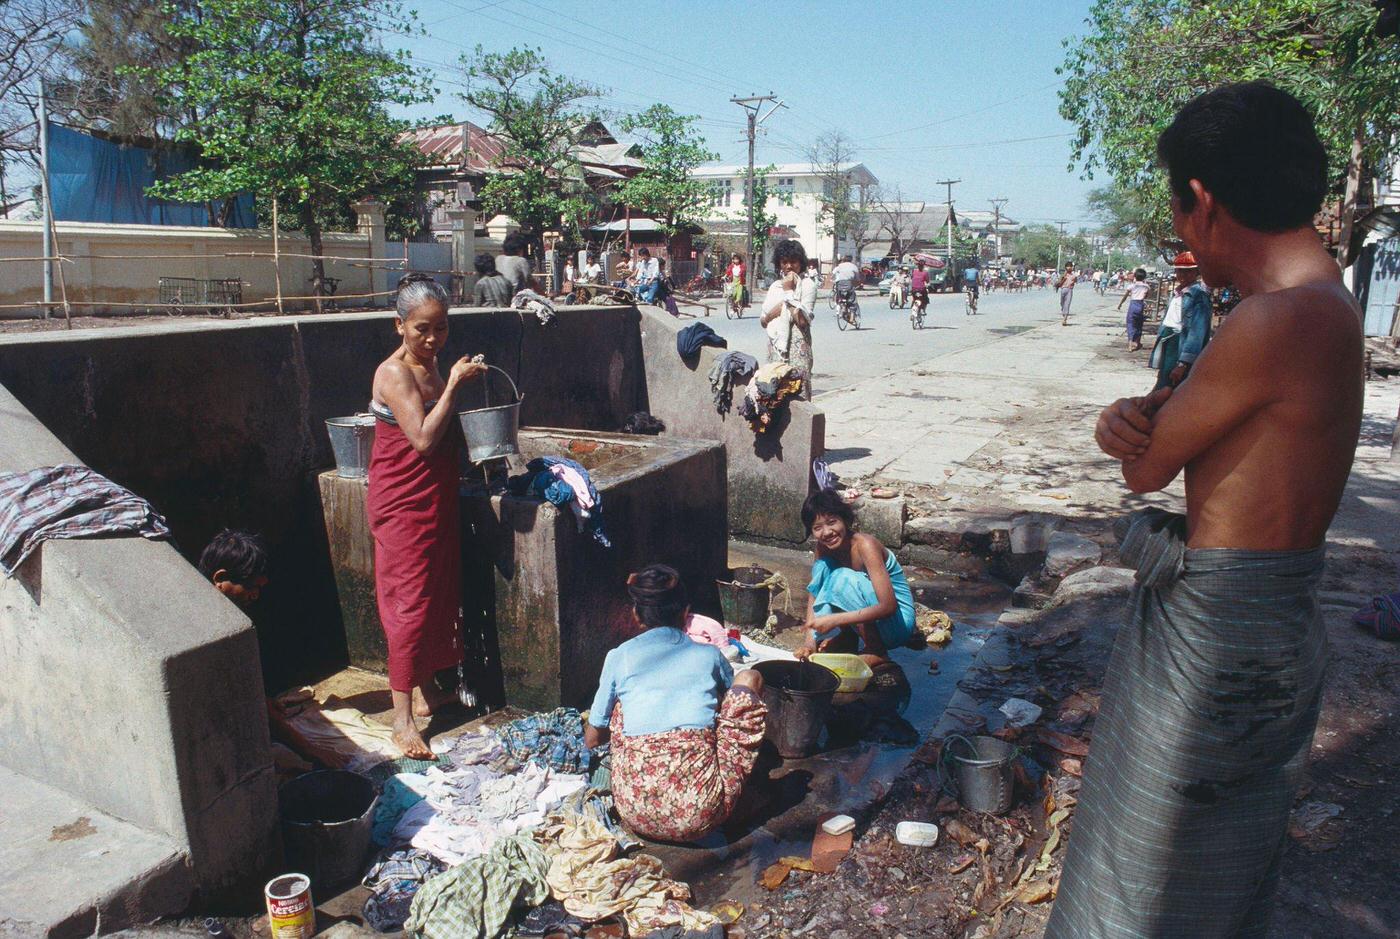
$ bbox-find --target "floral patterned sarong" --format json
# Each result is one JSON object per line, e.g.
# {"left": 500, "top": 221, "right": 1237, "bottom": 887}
{"left": 608, "top": 689, "right": 767, "bottom": 842}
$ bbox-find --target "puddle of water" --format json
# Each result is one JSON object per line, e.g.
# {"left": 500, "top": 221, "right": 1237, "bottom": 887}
{"left": 647, "top": 614, "right": 997, "bottom": 907}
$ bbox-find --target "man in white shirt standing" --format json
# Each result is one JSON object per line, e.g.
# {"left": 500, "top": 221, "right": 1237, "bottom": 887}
{"left": 634, "top": 247, "right": 661, "bottom": 304}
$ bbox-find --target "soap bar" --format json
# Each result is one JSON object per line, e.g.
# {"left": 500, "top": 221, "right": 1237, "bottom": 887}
{"left": 821, "top": 814, "right": 855, "bottom": 836}
{"left": 895, "top": 821, "right": 940, "bottom": 847}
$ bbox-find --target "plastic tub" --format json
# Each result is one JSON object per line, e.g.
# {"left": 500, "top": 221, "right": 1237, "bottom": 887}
{"left": 753, "top": 660, "right": 840, "bottom": 758}
{"left": 808, "top": 653, "right": 873, "bottom": 694}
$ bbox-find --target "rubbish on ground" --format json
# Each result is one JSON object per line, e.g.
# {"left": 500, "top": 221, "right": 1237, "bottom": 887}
{"left": 869, "top": 900, "right": 890, "bottom": 917}
{"left": 871, "top": 487, "right": 897, "bottom": 499}
{"left": 949, "top": 854, "right": 976, "bottom": 874}
{"left": 895, "top": 821, "right": 940, "bottom": 847}
{"left": 811, "top": 817, "right": 854, "bottom": 873}
{"left": 265, "top": 873, "right": 314, "bottom": 939}
{"left": 945, "top": 819, "right": 980, "bottom": 847}
{"left": 916, "top": 606, "right": 954, "bottom": 644}
{"left": 711, "top": 901, "right": 745, "bottom": 924}
{"left": 1037, "top": 728, "right": 1090, "bottom": 757}
{"left": 1059, "top": 758, "right": 1083, "bottom": 777}
{"left": 821, "top": 814, "right": 856, "bottom": 836}
{"left": 1289, "top": 801, "right": 1343, "bottom": 836}
{"left": 998, "top": 697, "right": 1043, "bottom": 728}
{"left": 760, "top": 861, "right": 793, "bottom": 890}
{"left": 1016, "top": 879, "right": 1055, "bottom": 904}
{"left": 838, "top": 487, "right": 862, "bottom": 502}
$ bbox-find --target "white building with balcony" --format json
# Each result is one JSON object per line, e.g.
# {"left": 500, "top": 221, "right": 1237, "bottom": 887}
{"left": 691, "top": 161, "right": 878, "bottom": 269}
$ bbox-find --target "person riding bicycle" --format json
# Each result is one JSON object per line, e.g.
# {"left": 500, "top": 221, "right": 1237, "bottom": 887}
{"left": 832, "top": 255, "right": 859, "bottom": 318}
{"left": 910, "top": 261, "right": 930, "bottom": 315}
{"left": 726, "top": 253, "right": 747, "bottom": 311}
{"left": 962, "top": 264, "right": 979, "bottom": 298}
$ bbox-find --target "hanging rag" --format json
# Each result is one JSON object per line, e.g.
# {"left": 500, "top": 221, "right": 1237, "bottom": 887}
{"left": 403, "top": 834, "right": 551, "bottom": 939}
{"left": 706, "top": 351, "right": 759, "bottom": 415}
{"left": 536, "top": 458, "right": 611, "bottom": 548}
{"left": 812, "top": 458, "right": 837, "bottom": 492}
{"left": 736, "top": 363, "right": 804, "bottom": 433}
{"left": 676, "top": 322, "right": 727, "bottom": 358}
{"left": 512, "top": 289, "right": 557, "bottom": 326}
{"left": 496, "top": 708, "right": 594, "bottom": 775}
{"left": 0, "top": 463, "right": 171, "bottom": 575}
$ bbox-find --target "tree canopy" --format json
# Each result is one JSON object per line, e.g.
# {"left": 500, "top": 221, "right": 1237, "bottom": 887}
{"left": 616, "top": 104, "right": 716, "bottom": 234}
{"left": 460, "top": 45, "right": 600, "bottom": 250}
{"left": 1059, "top": 0, "right": 1400, "bottom": 254}
{"left": 807, "top": 130, "right": 874, "bottom": 261}
{"left": 145, "top": 0, "right": 430, "bottom": 292}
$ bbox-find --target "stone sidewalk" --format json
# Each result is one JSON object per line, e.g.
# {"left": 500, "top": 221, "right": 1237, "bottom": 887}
{"left": 820, "top": 295, "right": 1400, "bottom": 525}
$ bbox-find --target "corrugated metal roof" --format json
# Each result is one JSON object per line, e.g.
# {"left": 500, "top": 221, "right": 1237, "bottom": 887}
{"left": 402, "top": 122, "right": 639, "bottom": 178}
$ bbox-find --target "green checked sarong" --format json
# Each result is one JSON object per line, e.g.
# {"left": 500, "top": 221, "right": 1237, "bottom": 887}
{"left": 1047, "top": 509, "right": 1327, "bottom": 939}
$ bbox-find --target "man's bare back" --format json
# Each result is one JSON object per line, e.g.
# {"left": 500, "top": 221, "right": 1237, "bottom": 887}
{"left": 1100, "top": 264, "right": 1362, "bottom": 550}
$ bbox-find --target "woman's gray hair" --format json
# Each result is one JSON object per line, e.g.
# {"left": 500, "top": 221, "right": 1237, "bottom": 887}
{"left": 395, "top": 275, "right": 449, "bottom": 320}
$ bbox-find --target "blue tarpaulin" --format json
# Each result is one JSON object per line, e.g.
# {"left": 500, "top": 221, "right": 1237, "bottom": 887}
{"left": 47, "top": 123, "right": 255, "bottom": 227}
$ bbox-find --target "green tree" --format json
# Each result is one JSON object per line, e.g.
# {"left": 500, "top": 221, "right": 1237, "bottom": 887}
{"left": 1059, "top": 0, "right": 1400, "bottom": 259}
{"left": 1011, "top": 224, "right": 1093, "bottom": 269}
{"left": 1085, "top": 183, "right": 1170, "bottom": 260}
{"left": 616, "top": 104, "right": 717, "bottom": 234}
{"left": 144, "top": 0, "right": 429, "bottom": 297}
{"left": 460, "top": 46, "right": 600, "bottom": 254}
{"left": 741, "top": 163, "right": 780, "bottom": 273}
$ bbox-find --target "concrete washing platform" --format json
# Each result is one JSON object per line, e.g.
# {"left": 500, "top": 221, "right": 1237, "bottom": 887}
{"left": 320, "top": 427, "right": 729, "bottom": 710}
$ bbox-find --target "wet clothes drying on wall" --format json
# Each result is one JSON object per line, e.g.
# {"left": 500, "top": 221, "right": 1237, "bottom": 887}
{"left": 737, "top": 362, "right": 804, "bottom": 433}
{"left": 507, "top": 458, "right": 612, "bottom": 547}
{"left": 621, "top": 412, "right": 665, "bottom": 435}
{"left": 676, "top": 322, "right": 727, "bottom": 358}
{"left": 0, "top": 463, "right": 171, "bottom": 575}
{"left": 707, "top": 351, "right": 759, "bottom": 415}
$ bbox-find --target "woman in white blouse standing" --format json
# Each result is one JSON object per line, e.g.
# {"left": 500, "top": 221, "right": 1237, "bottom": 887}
{"left": 759, "top": 238, "right": 817, "bottom": 400}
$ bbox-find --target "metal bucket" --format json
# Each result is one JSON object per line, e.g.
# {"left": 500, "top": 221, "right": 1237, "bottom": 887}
{"left": 754, "top": 660, "right": 840, "bottom": 759}
{"left": 939, "top": 734, "right": 1018, "bottom": 815}
{"left": 278, "top": 770, "right": 378, "bottom": 893}
{"left": 716, "top": 566, "right": 773, "bottom": 629}
{"left": 325, "top": 415, "right": 375, "bottom": 477}
{"left": 458, "top": 365, "right": 523, "bottom": 464}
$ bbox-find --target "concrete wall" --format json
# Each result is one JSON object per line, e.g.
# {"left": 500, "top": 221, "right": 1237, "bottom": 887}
{"left": 0, "top": 219, "right": 377, "bottom": 314}
{"left": 0, "top": 384, "right": 279, "bottom": 905}
{"left": 636, "top": 307, "right": 824, "bottom": 547}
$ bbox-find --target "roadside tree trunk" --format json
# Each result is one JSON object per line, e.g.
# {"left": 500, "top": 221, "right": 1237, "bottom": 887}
{"left": 301, "top": 199, "right": 326, "bottom": 313}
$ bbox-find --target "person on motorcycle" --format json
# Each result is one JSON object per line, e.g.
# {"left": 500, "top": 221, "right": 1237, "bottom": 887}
{"left": 910, "top": 261, "right": 930, "bottom": 318}
{"left": 890, "top": 267, "right": 909, "bottom": 307}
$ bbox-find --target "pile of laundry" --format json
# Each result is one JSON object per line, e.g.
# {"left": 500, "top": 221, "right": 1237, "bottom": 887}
{"left": 737, "top": 363, "right": 805, "bottom": 433}
{"left": 362, "top": 708, "right": 721, "bottom": 938}
{"left": 507, "top": 456, "right": 611, "bottom": 548}
{"left": 706, "top": 351, "right": 758, "bottom": 416}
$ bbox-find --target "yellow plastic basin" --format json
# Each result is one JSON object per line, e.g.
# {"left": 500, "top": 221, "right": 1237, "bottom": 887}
{"left": 808, "top": 653, "right": 873, "bottom": 694}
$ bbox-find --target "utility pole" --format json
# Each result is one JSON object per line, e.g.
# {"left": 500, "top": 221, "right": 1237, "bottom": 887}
{"left": 1054, "top": 220, "right": 1068, "bottom": 272}
{"left": 937, "top": 178, "right": 960, "bottom": 267}
{"left": 731, "top": 94, "right": 784, "bottom": 293}
{"left": 38, "top": 76, "right": 53, "bottom": 316}
{"left": 988, "top": 197, "right": 1008, "bottom": 261}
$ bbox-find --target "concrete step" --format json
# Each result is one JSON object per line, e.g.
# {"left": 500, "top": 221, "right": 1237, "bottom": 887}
{"left": 0, "top": 766, "right": 191, "bottom": 937}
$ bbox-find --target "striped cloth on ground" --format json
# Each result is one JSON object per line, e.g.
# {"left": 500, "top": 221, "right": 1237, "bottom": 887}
{"left": 1046, "top": 509, "right": 1327, "bottom": 939}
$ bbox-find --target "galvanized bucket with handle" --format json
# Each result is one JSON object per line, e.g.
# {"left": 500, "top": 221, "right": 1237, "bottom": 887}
{"left": 325, "top": 414, "right": 375, "bottom": 478}
{"left": 457, "top": 365, "right": 522, "bottom": 464}
{"left": 939, "top": 733, "right": 1018, "bottom": 815}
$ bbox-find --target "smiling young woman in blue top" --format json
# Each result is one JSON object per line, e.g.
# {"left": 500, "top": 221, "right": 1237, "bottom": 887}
{"left": 795, "top": 488, "right": 916, "bottom": 666}
{"left": 584, "top": 564, "right": 768, "bottom": 842}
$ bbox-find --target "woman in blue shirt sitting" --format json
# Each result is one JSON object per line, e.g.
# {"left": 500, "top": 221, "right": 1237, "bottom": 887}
{"left": 795, "top": 488, "right": 916, "bottom": 665}
{"left": 584, "top": 564, "right": 767, "bottom": 842}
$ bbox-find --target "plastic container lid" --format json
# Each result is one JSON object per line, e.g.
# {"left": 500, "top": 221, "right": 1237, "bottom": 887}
{"left": 895, "top": 821, "right": 939, "bottom": 847}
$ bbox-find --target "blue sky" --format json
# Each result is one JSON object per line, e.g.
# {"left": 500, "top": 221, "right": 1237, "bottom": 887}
{"left": 390, "top": 0, "right": 1102, "bottom": 232}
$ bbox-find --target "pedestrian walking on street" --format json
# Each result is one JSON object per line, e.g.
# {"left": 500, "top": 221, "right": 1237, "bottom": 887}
{"left": 1056, "top": 262, "right": 1076, "bottom": 324}
{"left": 470, "top": 252, "right": 512, "bottom": 308}
{"left": 495, "top": 231, "right": 533, "bottom": 298}
{"left": 1049, "top": 81, "right": 1364, "bottom": 939}
{"left": 1150, "top": 251, "right": 1214, "bottom": 389}
{"left": 1117, "top": 268, "right": 1151, "bottom": 351}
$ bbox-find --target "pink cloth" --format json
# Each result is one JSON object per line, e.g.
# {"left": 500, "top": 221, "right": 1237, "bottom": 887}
{"left": 547, "top": 464, "right": 595, "bottom": 510}
{"left": 685, "top": 613, "right": 728, "bottom": 647}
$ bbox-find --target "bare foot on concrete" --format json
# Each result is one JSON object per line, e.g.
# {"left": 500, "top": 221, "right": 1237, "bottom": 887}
{"left": 392, "top": 718, "right": 434, "bottom": 760}
{"left": 412, "top": 682, "right": 457, "bottom": 718}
